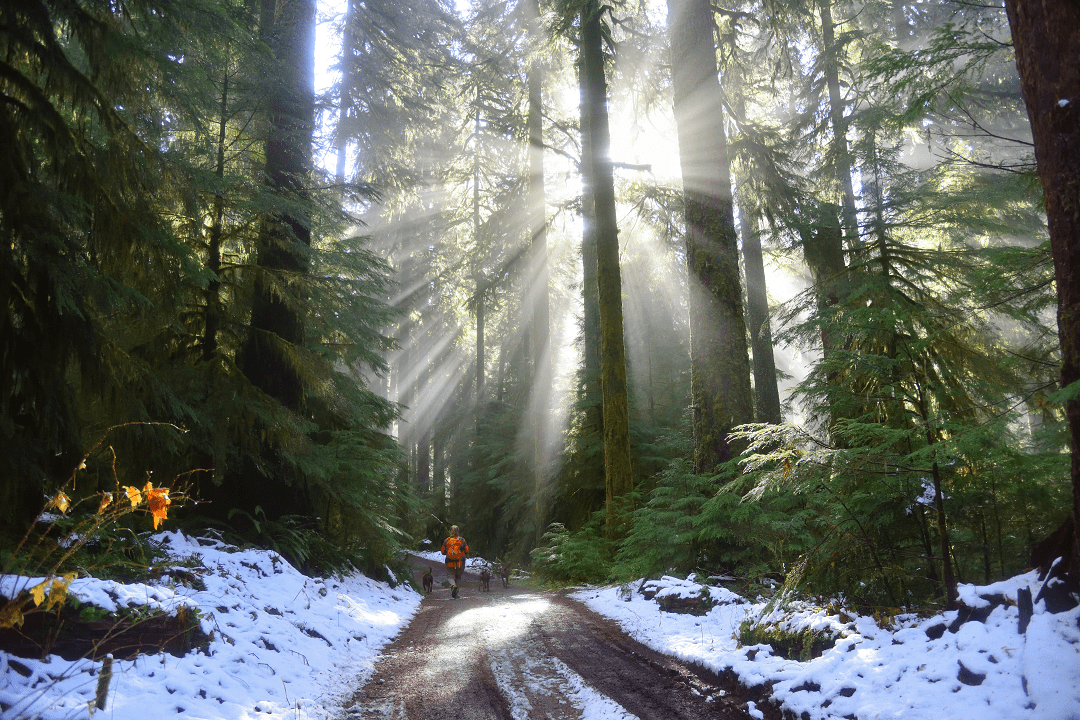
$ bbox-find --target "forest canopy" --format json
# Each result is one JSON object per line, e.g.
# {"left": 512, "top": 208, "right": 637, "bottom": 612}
{"left": 1, "top": 0, "right": 1077, "bottom": 613}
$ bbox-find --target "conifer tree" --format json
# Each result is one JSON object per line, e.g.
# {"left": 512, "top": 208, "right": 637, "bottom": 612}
{"left": 667, "top": 0, "right": 755, "bottom": 472}
{"left": 239, "top": 0, "right": 315, "bottom": 412}
{"left": 1004, "top": 0, "right": 1080, "bottom": 588}
{"left": 577, "top": 0, "right": 634, "bottom": 537}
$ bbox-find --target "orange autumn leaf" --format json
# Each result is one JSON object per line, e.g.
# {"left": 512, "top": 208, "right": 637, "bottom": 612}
{"left": 146, "top": 485, "right": 170, "bottom": 530}
{"left": 48, "top": 491, "right": 71, "bottom": 514}
{"left": 96, "top": 492, "right": 114, "bottom": 515}
{"left": 124, "top": 485, "right": 142, "bottom": 507}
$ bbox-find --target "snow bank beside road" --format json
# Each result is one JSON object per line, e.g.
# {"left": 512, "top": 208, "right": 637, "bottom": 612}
{"left": 575, "top": 572, "right": 1080, "bottom": 720}
{"left": 1, "top": 531, "right": 421, "bottom": 720}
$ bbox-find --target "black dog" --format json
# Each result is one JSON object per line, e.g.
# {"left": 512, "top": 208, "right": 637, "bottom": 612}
{"left": 422, "top": 567, "right": 433, "bottom": 594}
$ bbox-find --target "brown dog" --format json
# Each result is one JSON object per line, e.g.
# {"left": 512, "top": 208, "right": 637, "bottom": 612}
{"left": 478, "top": 568, "right": 491, "bottom": 592}
{"left": 499, "top": 562, "right": 510, "bottom": 588}
{"left": 422, "top": 567, "right": 433, "bottom": 594}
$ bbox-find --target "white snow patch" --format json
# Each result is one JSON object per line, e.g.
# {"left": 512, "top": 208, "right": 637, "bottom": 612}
{"left": 574, "top": 570, "right": 1080, "bottom": 720}
{"left": 1, "top": 530, "right": 421, "bottom": 720}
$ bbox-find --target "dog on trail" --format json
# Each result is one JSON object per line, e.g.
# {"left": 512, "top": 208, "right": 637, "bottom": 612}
{"left": 422, "top": 567, "right": 433, "bottom": 594}
{"left": 498, "top": 562, "right": 510, "bottom": 588}
{"left": 478, "top": 568, "right": 491, "bottom": 592}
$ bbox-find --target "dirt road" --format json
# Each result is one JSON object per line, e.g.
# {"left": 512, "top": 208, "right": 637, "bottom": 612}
{"left": 338, "top": 559, "right": 761, "bottom": 720}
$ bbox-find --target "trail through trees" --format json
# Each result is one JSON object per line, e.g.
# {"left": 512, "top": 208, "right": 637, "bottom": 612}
{"left": 339, "top": 559, "right": 759, "bottom": 720}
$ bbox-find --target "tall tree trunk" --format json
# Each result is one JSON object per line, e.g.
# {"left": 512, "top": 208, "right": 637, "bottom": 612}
{"left": 819, "top": 0, "right": 859, "bottom": 248}
{"left": 526, "top": 0, "right": 551, "bottom": 542}
{"left": 204, "top": 61, "right": 230, "bottom": 362}
{"left": 433, "top": 428, "right": 447, "bottom": 520}
{"left": 240, "top": 0, "right": 315, "bottom": 412}
{"left": 804, "top": 0, "right": 855, "bottom": 395}
{"left": 417, "top": 429, "right": 431, "bottom": 493}
{"left": 473, "top": 98, "right": 485, "bottom": 404}
{"left": 736, "top": 174, "right": 782, "bottom": 424}
{"left": 667, "top": 0, "right": 754, "bottom": 472}
{"left": 581, "top": 1, "right": 633, "bottom": 535}
{"left": 579, "top": 37, "right": 603, "bottom": 446}
{"left": 334, "top": 0, "right": 357, "bottom": 199}
{"left": 1004, "top": 0, "right": 1080, "bottom": 588}
{"left": 476, "top": 287, "right": 485, "bottom": 402}
{"left": 730, "top": 82, "right": 781, "bottom": 424}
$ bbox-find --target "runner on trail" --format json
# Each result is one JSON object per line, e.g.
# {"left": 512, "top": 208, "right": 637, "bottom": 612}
{"left": 441, "top": 525, "right": 469, "bottom": 599}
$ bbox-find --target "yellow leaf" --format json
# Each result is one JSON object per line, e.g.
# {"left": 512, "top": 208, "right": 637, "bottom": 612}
{"left": 48, "top": 491, "right": 71, "bottom": 514}
{"left": 31, "top": 582, "right": 47, "bottom": 607}
{"left": 44, "top": 579, "right": 69, "bottom": 612}
{"left": 125, "top": 485, "right": 142, "bottom": 507}
{"left": 0, "top": 601, "right": 24, "bottom": 629}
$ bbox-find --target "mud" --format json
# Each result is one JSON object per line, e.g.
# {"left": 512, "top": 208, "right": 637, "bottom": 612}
{"left": 338, "top": 558, "right": 766, "bottom": 720}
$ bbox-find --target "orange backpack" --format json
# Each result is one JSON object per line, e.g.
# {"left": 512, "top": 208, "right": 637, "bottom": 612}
{"left": 443, "top": 536, "right": 467, "bottom": 562}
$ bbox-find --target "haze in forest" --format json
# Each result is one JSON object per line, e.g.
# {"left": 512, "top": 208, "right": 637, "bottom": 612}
{"left": 1, "top": 0, "right": 1077, "bottom": 635}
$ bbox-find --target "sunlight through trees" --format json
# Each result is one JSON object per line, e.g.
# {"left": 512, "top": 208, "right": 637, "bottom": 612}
{"left": 1, "top": 0, "right": 1076, "bottom": 613}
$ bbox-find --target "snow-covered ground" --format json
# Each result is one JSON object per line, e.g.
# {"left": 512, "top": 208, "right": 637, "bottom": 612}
{"left": 2, "top": 532, "right": 1078, "bottom": 720}
{"left": 1, "top": 531, "right": 422, "bottom": 720}
{"left": 574, "top": 572, "right": 1080, "bottom": 720}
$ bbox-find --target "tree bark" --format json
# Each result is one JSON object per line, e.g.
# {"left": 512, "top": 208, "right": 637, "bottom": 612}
{"left": 737, "top": 181, "right": 782, "bottom": 424}
{"left": 476, "top": 287, "right": 485, "bottom": 402}
{"left": 819, "top": 0, "right": 859, "bottom": 248}
{"left": 240, "top": 0, "right": 315, "bottom": 412}
{"left": 1004, "top": 0, "right": 1080, "bottom": 587}
{"left": 473, "top": 98, "right": 485, "bottom": 403}
{"left": 204, "top": 61, "right": 230, "bottom": 362}
{"left": 527, "top": 0, "right": 551, "bottom": 543}
{"left": 334, "top": 0, "right": 358, "bottom": 199}
{"left": 580, "top": 1, "right": 633, "bottom": 535}
{"left": 579, "top": 30, "right": 603, "bottom": 446}
{"left": 666, "top": 0, "right": 755, "bottom": 473}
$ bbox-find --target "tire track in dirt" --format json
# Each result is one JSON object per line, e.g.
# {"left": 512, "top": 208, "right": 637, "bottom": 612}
{"left": 339, "top": 558, "right": 757, "bottom": 720}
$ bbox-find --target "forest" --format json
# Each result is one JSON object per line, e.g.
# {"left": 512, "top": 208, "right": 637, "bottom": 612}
{"left": 1, "top": 0, "right": 1078, "bottom": 617}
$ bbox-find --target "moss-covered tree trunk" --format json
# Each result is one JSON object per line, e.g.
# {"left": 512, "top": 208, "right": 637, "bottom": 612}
{"left": 1004, "top": 0, "right": 1080, "bottom": 587}
{"left": 667, "top": 0, "right": 754, "bottom": 473}
{"left": 581, "top": 2, "right": 633, "bottom": 536}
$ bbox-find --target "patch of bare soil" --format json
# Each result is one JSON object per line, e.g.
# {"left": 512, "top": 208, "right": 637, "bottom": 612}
{"left": 339, "top": 558, "right": 768, "bottom": 720}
